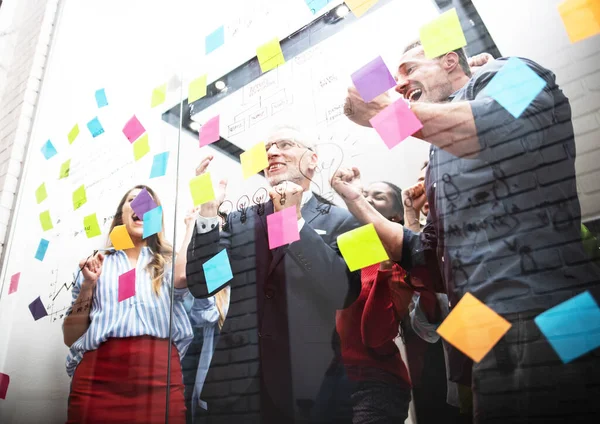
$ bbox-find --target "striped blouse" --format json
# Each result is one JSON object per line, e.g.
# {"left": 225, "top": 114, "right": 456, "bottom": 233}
{"left": 64, "top": 247, "right": 193, "bottom": 376}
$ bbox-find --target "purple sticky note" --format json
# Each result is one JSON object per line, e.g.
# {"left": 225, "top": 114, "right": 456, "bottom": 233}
{"left": 28, "top": 296, "right": 48, "bottom": 321}
{"left": 351, "top": 56, "right": 397, "bottom": 102}
{"left": 370, "top": 98, "right": 423, "bottom": 149}
{"left": 199, "top": 115, "right": 220, "bottom": 147}
{"left": 267, "top": 206, "right": 300, "bottom": 249}
{"left": 118, "top": 268, "right": 136, "bottom": 302}
{"left": 130, "top": 188, "right": 158, "bottom": 218}
{"left": 8, "top": 272, "right": 20, "bottom": 295}
{"left": 0, "top": 372, "right": 9, "bottom": 399}
{"left": 122, "top": 115, "right": 146, "bottom": 143}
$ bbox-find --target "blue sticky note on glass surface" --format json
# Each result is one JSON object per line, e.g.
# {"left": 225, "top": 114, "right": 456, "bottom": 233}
{"left": 143, "top": 206, "right": 163, "bottom": 239}
{"left": 29, "top": 296, "right": 48, "bottom": 321}
{"left": 205, "top": 26, "right": 225, "bottom": 55}
{"left": 87, "top": 117, "right": 105, "bottom": 137}
{"left": 41, "top": 140, "right": 57, "bottom": 160}
{"left": 150, "top": 151, "right": 169, "bottom": 178}
{"left": 35, "top": 239, "right": 49, "bottom": 261}
{"left": 203, "top": 249, "right": 233, "bottom": 294}
{"left": 304, "top": 0, "right": 330, "bottom": 14}
{"left": 483, "top": 57, "right": 547, "bottom": 118}
{"left": 95, "top": 88, "right": 108, "bottom": 108}
{"left": 534, "top": 291, "right": 600, "bottom": 363}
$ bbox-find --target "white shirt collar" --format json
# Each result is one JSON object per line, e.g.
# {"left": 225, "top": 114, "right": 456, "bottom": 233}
{"left": 301, "top": 190, "right": 313, "bottom": 208}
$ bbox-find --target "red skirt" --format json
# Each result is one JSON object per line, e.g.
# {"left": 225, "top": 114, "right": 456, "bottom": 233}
{"left": 67, "top": 336, "right": 186, "bottom": 424}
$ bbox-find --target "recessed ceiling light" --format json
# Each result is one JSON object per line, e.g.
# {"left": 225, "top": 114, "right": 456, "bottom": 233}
{"left": 189, "top": 121, "right": 201, "bottom": 131}
{"left": 215, "top": 80, "right": 226, "bottom": 91}
{"left": 335, "top": 5, "right": 349, "bottom": 18}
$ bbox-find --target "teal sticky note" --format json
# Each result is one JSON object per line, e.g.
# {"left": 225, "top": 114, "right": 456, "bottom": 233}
{"left": 87, "top": 117, "right": 105, "bottom": 137}
{"left": 202, "top": 249, "right": 233, "bottom": 294}
{"left": 483, "top": 57, "right": 547, "bottom": 118}
{"left": 150, "top": 151, "right": 169, "bottom": 178}
{"left": 41, "top": 140, "right": 57, "bottom": 160}
{"left": 305, "top": 0, "right": 330, "bottom": 14}
{"left": 534, "top": 291, "right": 600, "bottom": 363}
{"left": 205, "top": 26, "right": 225, "bottom": 54}
{"left": 142, "top": 205, "right": 163, "bottom": 239}
{"left": 95, "top": 88, "right": 108, "bottom": 108}
{"left": 35, "top": 239, "right": 49, "bottom": 261}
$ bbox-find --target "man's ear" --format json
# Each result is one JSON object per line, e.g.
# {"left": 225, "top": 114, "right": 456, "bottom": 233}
{"left": 306, "top": 151, "right": 318, "bottom": 172}
{"left": 442, "top": 51, "right": 460, "bottom": 74}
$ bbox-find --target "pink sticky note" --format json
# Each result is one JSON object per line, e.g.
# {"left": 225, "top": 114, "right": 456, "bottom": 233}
{"left": 118, "top": 268, "right": 136, "bottom": 302}
{"left": 0, "top": 372, "right": 9, "bottom": 400}
{"left": 369, "top": 98, "right": 423, "bottom": 149}
{"left": 199, "top": 115, "right": 220, "bottom": 147}
{"left": 122, "top": 115, "right": 146, "bottom": 143}
{"left": 8, "top": 272, "right": 20, "bottom": 295}
{"left": 267, "top": 206, "right": 300, "bottom": 249}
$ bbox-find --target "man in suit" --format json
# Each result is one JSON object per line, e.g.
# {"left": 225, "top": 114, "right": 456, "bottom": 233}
{"left": 186, "top": 125, "right": 361, "bottom": 423}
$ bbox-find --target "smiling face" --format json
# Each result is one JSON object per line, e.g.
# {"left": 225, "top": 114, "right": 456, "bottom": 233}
{"left": 364, "top": 182, "right": 403, "bottom": 223}
{"left": 121, "top": 188, "right": 145, "bottom": 241}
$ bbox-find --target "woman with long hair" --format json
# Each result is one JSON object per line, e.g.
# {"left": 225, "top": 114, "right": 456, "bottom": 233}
{"left": 63, "top": 185, "right": 194, "bottom": 424}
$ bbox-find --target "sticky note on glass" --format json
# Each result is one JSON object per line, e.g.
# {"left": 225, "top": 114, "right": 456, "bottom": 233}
{"left": 83, "top": 213, "right": 101, "bottom": 238}
{"left": 437, "top": 292, "right": 511, "bottom": 362}
{"left": 370, "top": 98, "right": 423, "bottom": 149}
{"left": 534, "top": 291, "right": 600, "bottom": 363}
{"left": 267, "top": 206, "right": 301, "bottom": 249}
{"left": 122, "top": 115, "right": 146, "bottom": 143}
{"left": 419, "top": 8, "right": 467, "bottom": 58}
{"left": 29, "top": 296, "right": 48, "bottom": 321}
{"left": 110, "top": 225, "right": 135, "bottom": 250}
{"left": 337, "top": 223, "right": 389, "bottom": 271}
{"left": 483, "top": 57, "right": 546, "bottom": 118}
{"left": 256, "top": 38, "right": 285, "bottom": 73}
{"left": 35, "top": 239, "right": 49, "bottom": 261}
{"left": 151, "top": 83, "right": 167, "bottom": 108}
{"left": 206, "top": 26, "right": 225, "bottom": 54}
{"left": 72, "top": 185, "right": 87, "bottom": 210}
{"left": 95, "top": 88, "right": 108, "bottom": 108}
{"left": 68, "top": 124, "right": 80, "bottom": 144}
{"left": 150, "top": 151, "right": 169, "bottom": 178}
{"left": 59, "top": 159, "right": 71, "bottom": 179}
{"left": 131, "top": 188, "right": 158, "bottom": 218}
{"left": 35, "top": 183, "right": 47, "bottom": 204}
{"left": 305, "top": 0, "right": 330, "bottom": 14}
{"left": 346, "top": 0, "right": 378, "bottom": 18}
{"left": 189, "top": 173, "right": 216, "bottom": 206}
{"left": 203, "top": 250, "right": 233, "bottom": 293}
{"left": 9, "top": 272, "right": 20, "bottom": 295}
{"left": 41, "top": 140, "right": 57, "bottom": 160}
{"left": 87, "top": 117, "right": 105, "bottom": 138}
{"left": 118, "top": 268, "right": 136, "bottom": 302}
{"left": 189, "top": 75, "right": 208, "bottom": 104}
{"left": 143, "top": 206, "right": 163, "bottom": 239}
{"left": 351, "top": 56, "right": 397, "bottom": 102}
{"left": 199, "top": 115, "right": 220, "bottom": 147}
{"left": 133, "top": 133, "right": 150, "bottom": 161}
{"left": 39, "top": 210, "right": 53, "bottom": 231}
{"left": 240, "top": 142, "right": 269, "bottom": 179}
{"left": 0, "top": 372, "right": 9, "bottom": 400}
{"left": 558, "top": 0, "right": 600, "bottom": 43}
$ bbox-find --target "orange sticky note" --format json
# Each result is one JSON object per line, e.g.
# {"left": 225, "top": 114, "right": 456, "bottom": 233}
{"left": 437, "top": 292, "right": 511, "bottom": 363}
{"left": 110, "top": 225, "right": 135, "bottom": 250}
{"left": 558, "top": 0, "right": 600, "bottom": 43}
{"left": 345, "top": 0, "right": 378, "bottom": 18}
{"left": 240, "top": 142, "right": 269, "bottom": 179}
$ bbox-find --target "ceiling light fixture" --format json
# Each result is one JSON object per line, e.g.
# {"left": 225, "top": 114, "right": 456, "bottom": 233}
{"left": 215, "top": 80, "right": 226, "bottom": 91}
{"left": 335, "top": 5, "right": 349, "bottom": 18}
{"left": 189, "top": 121, "right": 201, "bottom": 132}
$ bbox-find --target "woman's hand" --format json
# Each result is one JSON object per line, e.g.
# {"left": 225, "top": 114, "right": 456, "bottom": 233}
{"left": 79, "top": 252, "right": 104, "bottom": 291}
{"left": 184, "top": 207, "right": 201, "bottom": 228}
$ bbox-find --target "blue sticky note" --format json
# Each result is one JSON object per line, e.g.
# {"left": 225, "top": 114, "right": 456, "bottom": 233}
{"left": 205, "top": 26, "right": 225, "bottom": 55}
{"left": 41, "top": 140, "right": 57, "bottom": 160}
{"left": 35, "top": 239, "right": 50, "bottom": 261}
{"left": 29, "top": 296, "right": 48, "bottom": 321}
{"left": 95, "top": 88, "right": 108, "bottom": 108}
{"left": 87, "top": 117, "right": 105, "bottom": 137}
{"left": 150, "top": 151, "right": 169, "bottom": 178}
{"left": 534, "top": 291, "right": 600, "bottom": 363}
{"left": 304, "top": 0, "right": 330, "bottom": 14}
{"left": 143, "top": 206, "right": 163, "bottom": 239}
{"left": 203, "top": 249, "right": 233, "bottom": 294}
{"left": 483, "top": 57, "right": 547, "bottom": 118}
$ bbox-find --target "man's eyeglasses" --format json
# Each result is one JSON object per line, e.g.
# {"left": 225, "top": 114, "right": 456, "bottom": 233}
{"left": 265, "top": 139, "right": 312, "bottom": 152}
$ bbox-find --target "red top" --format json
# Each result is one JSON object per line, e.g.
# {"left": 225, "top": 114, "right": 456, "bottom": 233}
{"left": 336, "top": 263, "right": 414, "bottom": 386}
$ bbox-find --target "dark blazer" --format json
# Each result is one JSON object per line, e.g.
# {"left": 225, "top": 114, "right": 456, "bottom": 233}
{"left": 186, "top": 194, "right": 361, "bottom": 423}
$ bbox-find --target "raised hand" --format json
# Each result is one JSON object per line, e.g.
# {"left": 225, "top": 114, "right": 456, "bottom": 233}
{"left": 195, "top": 155, "right": 228, "bottom": 217}
{"left": 269, "top": 181, "right": 304, "bottom": 220}
{"left": 184, "top": 207, "right": 202, "bottom": 228}
{"left": 79, "top": 252, "right": 104, "bottom": 291}
{"left": 331, "top": 166, "right": 364, "bottom": 203}
{"left": 402, "top": 181, "right": 427, "bottom": 213}
{"left": 344, "top": 86, "right": 393, "bottom": 127}
{"left": 468, "top": 53, "right": 494, "bottom": 73}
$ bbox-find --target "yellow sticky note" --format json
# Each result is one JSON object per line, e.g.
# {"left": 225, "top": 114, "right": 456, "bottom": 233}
{"left": 240, "top": 142, "right": 269, "bottom": 179}
{"left": 419, "top": 8, "right": 467, "bottom": 59}
{"left": 83, "top": 213, "right": 102, "bottom": 238}
{"left": 346, "top": 0, "right": 378, "bottom": 18}
{"left": 68, "top": 124, "right": 80, "bottom": 144}
{"left": 189, "top": 173, "right": 216, "bottom": 206}
{"left": 256, "top": 38, "right": 285, "bottom": 73}
{"left": 133, "top": 133, "right": 150, "bottom": 161}
{"left": 188, "top": 75, "right": 207, "bottom": 103}
{"left": 110, "top": 225, "right": 135, "bottom": 250}
{"left": 437, "top": 293, "right": 512, "bottom": 363}
{"left": 59, "top": 159, "right": 71, "bottom": 179}
{"left": 558, "top": 0, "right": 600, "bottom": 44}
{"left": 151, "top": 83, "right": 167, "bottom": 108}
{"left": 35, "top": 183, "right": 47, "bottom": 204}
{"left": 72, "top": 185, "right": 87, "bottom": 210}
{"left": 337, "top": 224, "right": 389, "bottom": 271}
{"left": 40, "top": 210, "right": 53, "bottom": 231}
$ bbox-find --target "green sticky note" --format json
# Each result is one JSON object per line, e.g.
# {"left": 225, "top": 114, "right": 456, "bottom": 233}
{"left": 151, "top": 83, "right": 167, "bottom": 108}
{"left": 83, "top": 213, "right": 101, "bottom": 238}
{"left": 68, "top": 124, "right": 80, "bottom": 144}
{"left": 337, "top": 223, "right": 389, "bottom": 271}
{"left": 40, "top": 210, "right": 53, "bottom": 231}
{"left": 72, "top": 185, "right": 87, "bottom": 210}
{"left": 188, "top": 75, "right": 207, "bottom": 103}
{"left": 59, "top": 159, "right": 71, "bottom": 179}
{"left": 256, "top": 38, "right": 285, "bottom": 73}
{"left": 189, "top": 172, "right": 216, "bottom": 206}
{"left": 419, "top": 8, "right": 467, "bottom": 59}
{"left": 35, "top": 183, "right": 47, "bottom": 204}
{"left": 133, "top": 133, "right": 150, "bottom": 161}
